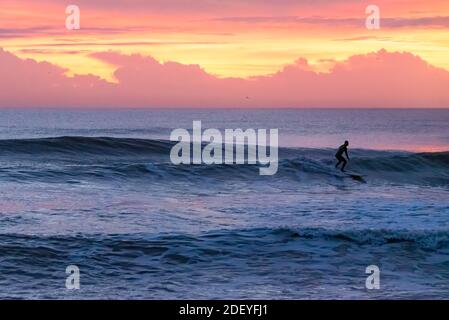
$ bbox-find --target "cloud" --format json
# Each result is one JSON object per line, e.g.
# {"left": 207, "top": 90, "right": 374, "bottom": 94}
{"left": 0, "top": 26, "right": 58, "bottom": 39}
{"left": 0, "top": 48, "right": 114, "bottom": 107}
{"left": 8, "top": 0, "right": 361, "bottom": 14}
{"left": 383, "top": 16, "right": 449, "bottom": 28}
{"left": 1, "top": 47, "right": 449, "bottom": 108}
{"left": 23, "top": 41, "right": 226, "bottom": 48}
{"left": 18, "top": 49, "right": 89, "bottom": 55}
{"left": 0, "top": 26, "right": 147, "bottom": 39}
{"left": 333, "top": 36, "right": 391, "bottom": 42}
{"left": 210, "top": 15, "right": 449, "bottom": 28}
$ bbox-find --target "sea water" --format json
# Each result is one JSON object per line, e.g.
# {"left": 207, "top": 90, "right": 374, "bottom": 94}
{"left": 0, "top": 108, "right": 448, "bottom": 299}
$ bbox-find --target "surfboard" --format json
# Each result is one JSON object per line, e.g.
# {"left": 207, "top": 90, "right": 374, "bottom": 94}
{"left": 343, "top": 171, "right": 366, "bottom": 182}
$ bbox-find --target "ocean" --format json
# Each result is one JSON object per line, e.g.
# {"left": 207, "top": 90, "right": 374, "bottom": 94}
{"left": 0, "top": 108, "right": 448, "bottom": 299}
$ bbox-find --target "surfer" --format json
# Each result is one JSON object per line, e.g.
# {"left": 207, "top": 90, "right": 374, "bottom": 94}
{"left": 335, "top": 140, "right": 350, "bottom": 172}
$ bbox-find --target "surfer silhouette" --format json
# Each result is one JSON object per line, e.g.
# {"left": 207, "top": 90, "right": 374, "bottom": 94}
{"left": 335, "top": 140, "right": 350, "bottom": 172}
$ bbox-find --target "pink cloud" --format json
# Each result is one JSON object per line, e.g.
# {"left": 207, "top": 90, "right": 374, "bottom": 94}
{"left": 210, "top": 15, "right": 449, "bottom": 29}
{"left": 0, "top": 48, "right": 113, "bottom": 107}
{"left": 1, "top": 47, "right": 449, "bottom": 108}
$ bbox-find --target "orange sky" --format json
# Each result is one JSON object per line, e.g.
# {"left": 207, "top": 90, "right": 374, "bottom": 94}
{"left": 1, "top": 0, "right": 449, "bottom": 108}
{"left": 1, "top": 0, "right": 449, "bottom": 81}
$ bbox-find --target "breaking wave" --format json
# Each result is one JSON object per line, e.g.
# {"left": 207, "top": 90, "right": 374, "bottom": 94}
{"left": 0, "top": 136, "right": 448, "bottom": 185}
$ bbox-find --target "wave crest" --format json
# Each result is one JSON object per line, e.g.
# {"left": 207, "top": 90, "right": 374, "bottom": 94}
{"left": 1, "top": 137, "right": 448, "bottom": 186}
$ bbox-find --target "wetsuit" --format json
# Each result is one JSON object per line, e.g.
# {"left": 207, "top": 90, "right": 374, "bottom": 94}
{"left": 335, "top": 144, "right": 348, "bottom": 171}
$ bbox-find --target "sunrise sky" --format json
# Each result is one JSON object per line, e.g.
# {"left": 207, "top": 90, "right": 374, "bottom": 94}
{"left": 1, "top": 0, "right": 449, "bottom": 107}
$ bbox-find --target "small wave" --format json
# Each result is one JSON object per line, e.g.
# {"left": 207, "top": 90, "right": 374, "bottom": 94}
{"left": 1, "top": 227, "right": 449, "bottom": 259}
{"left": 282, "top": 228, "right": 449, "bottom": 250}
{"left": 0, "top": 136, "right": 174, "bottom": 157}
{"left": 2, "top": 227, "right": 448, "bottom": 299}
